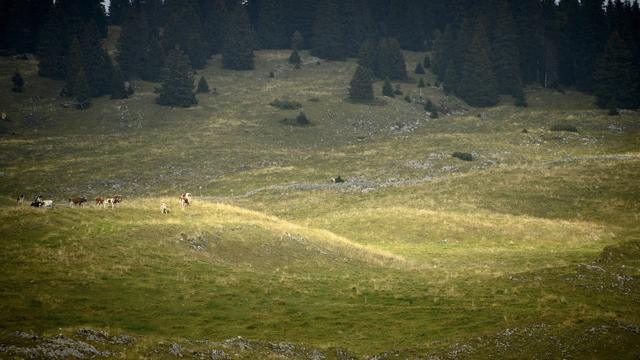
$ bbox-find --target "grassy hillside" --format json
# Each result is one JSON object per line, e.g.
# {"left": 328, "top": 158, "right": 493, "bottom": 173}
{"left": 0, "top": 43, "right": 639, "bottom": 358}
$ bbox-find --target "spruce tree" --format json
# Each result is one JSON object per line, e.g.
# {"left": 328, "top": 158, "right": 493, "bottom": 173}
{"left": 117, "top": 7, "right": 149, "bottom": 79}
{"left": 163, "top": 2, "right": 208, "bottom": 69}
{"left": 431, "top": 25, "right": 456, "bottom": 80}
{"left": 197, "top": 76, "right": 210, "bottom": 93}
{"left": 311, "top": 0, "right": 346, "bottom": 60}
{"left": 357, "top": 40, "right": 377, "bottom": 72}
{"left": 418, "top": 78, "right": 425, "bottom": 88}
{"left": 592, "top": 31, "right": 639, "bottom": 108}
{"left": 288, "top": 50, "right": 301, "bottom": 65}
{"left": 11, "top": 70, "right": 24, "bottom": 92}
{"left": 222, "top": 5, "right": 255, "bottom": 70}
{"left": 415, "top": 62, "right": 425, "bottom": 74}
{"left": 109, "top": 0, "right": 131, "bottom": 25}
{"left": 258, "top": 0, "right": 288, "bottom": 48}
{"left": 443, "top": 60, "right": 460, "bottom": 94}
{"left": 200, "top": 0, "right": 226, "bottom": 54}
{"left": 66, "top": 37, "right": 85, "bottom": 97}
{"left": 140, "top": 32, "right": 165, "bottom": 82}
{"left": 456, "top": 21, "right": 498, "bottom": 107}
{"left": 37, "top": 9, "right": 68, "bottom": 79}
{"left": 292, "top": 30, "right": 304, "bottom": 50}
{"left": 574, "top": 0, "right": 608, "bottom": 90}
{"left": 376, "top": 38, "right": 407, "bottom": 80}
{"left": 423, "top": 54, "right": 431, "bottom": 69}
{"left": 110, "top": 65, "right": 128, "bottom": 99}
{"left": 73, "top": 68, "right": 91, "bottom": 105}
{"left": 512, "top": 0, "right": 545, "bottom": 84}
{"left": 79, "top": 22, "right": 112, "bottom": 97}
{"left": 349, "top": 65, "right": 374, "bottom": 101}
{"left": 491, "top": 0, "right": 523, "bottom": 95}
{"left": 388, "top": 0, "right": 425, "bottom": 51}
{"left": 341, "top": 0, "right": 377, "bottom": 56}
{"left": 156, "top": 47, "right": 197, "bottom": 107}
{"left": 382, "top": 77, "right": 394, "bottom": 97}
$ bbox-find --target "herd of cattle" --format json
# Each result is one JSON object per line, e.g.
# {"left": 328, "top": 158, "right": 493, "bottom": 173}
{"left": 16, "top": 193, "right": 193, "bottom": 213}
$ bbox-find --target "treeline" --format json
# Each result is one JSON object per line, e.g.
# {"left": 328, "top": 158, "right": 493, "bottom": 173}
{"left": 1, "top": 0, "right": 639, "bottom": 109}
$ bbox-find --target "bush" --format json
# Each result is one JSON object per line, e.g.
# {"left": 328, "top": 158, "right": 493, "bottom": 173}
{"left": 382, "top": 78, "right": 394, "bottom": 97}
{"left": 196, "top": 76, "right": 210, "bottom": 93}
{"left": 415, "top": 62, "right": 425, "bottom": 74}
{"left": 452, "top": 152, "right": 473, "bottom": 161}
{"left": 607, "top": 100, "right": 619, "bottom": 116}
{"left": 11, "top": 71, "right": 24, "bottom": 92}
{"left": 295, "top": 112, "right": 309, "bottom": 125}
{"left": 423, "top": 54, "right": 431, "bottom": 68}
{"left": 393, "top": 85, "right": 403, "bottom": 95}
{"left": 418, "top": 78, "right": 425, "bottom": 88}
{"left": 289, "top": 50, "right": 301, "bottom": 65}
{"left": 270, "top": 98, "right": 302, "bottom": 110}
{"left": 424, "top": 99, "right": 436, "bottom": 112}
{"left": 550, "top": 124, "right": 578, "bottom": 132}
{"left": 404, "top": 95, "right": 412, "bottom": 103}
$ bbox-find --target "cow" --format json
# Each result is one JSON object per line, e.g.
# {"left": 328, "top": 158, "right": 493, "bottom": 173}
{"left": 95, "top": 197, "right": 105, "bottom": 207}
{"left": 30, "top": 195, "right": 44, "bottom": 208}
{"left": 69, "top": 197, "right": 87, "bottom": 207}
{"left": 16, "top": 194, "right": 24, "bottom": 206}
{"left": 160, "top": 203, "right": 170, "bottom": 214}
{"left": 42, "top": 200, "right": 54, "bottom": 209}
{"left": 179, "top": 193, "right": 192, "bottom": 208}
{"left": 104, "top": 195, "right": 123, "bottom": 208}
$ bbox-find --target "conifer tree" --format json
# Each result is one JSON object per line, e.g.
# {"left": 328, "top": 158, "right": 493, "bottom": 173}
{"left": 491, "top": 0, "right": 523, "bottom": 95}
{"left": 11, "top": 70, "right": 24, "bottom": 93}
{"left": 382, "top": 77, "right": 394, "bottom": 97}
{"left": 73, "top": 68, "right": 91, "bottom": 104}
{"left": 423, "top": 54, "right": 431, "bottom": 69}
{"left": 222, "top": 5, "right": 255, "bottom": 70}
{"left": 311, "top": 0, "right": 346, "bottom": 60}
{"left": 292, "top": 31, "right": 304, "bottom": 50}
{"left": 388, "top": 0, "right": 425, "bottom": 51}
{"left": 443, "top": 60, "right": 460, "bottom": 94}
{"left": 140, "top": 32, "right": 165, "bottom": 82}
{"left": 456, "top": 21, "right": 497, "bottom": 107}
{"left": 197, "top": 76, "right": 210, "bottom": 93}
{"left": 110, "top": 65, "right": 128, "bottom": 99}
{"left": 557, "top": 0, "right": 580, "bottom": 86}
{"left": 376, "top": 38, "right": 407, "bottom": 80}
{"left": 79, "top": 22, "right": 112, "bottom": 97}
{"left": 418, "top": 78, "right": 425, "bottom": 88}
{"left": 592, "top": 31, "right": 639, "bottom": 109}
{"left": 37, "top": 9, "right": 68, "bottom": 79}
{"left": 163, "top": 2, "right": 208, "bottom": 69}
{"left": 288, "top": 50, "right": 301, "bottom": 65}
{"left": 117, "top": 7, "right": 149, "bottom": 79}
{"left": 258, "top": 0, "right": 288, "bottom": 49}
{"left": 65, "top": 37, "right": 85, "bottom": 96}
{"left": 156, "top": 47, "right": 197, "bottom": 107}
{"left": 415, "top": 62, "right": 425, "bottom": 74}
{"left": 109, "top": 0, "right": 131, "bottom": 25}
{"left": 512, "top": 0, "right": 545, "bottom": 84}
{"left": 431, "top": 25, "right": 456, "bottom": 80}
{"left": 342, "top": 0, "right": 377, "bottom": 56}
{"left": 357, "top": 40, "right": 377, "bottom": 72}
{"left": 574, "top": 0, "right": 608, "bottom": 90}
{"left": 349, "top": 65, "right": 374, "bottom": 101}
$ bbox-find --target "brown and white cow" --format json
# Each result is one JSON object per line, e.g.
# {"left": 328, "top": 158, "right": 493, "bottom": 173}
{"left": 160, "top": 203, "right": 170, "bottom": 214}
{"left": 104, "top": 195, "right": 123, "bottom": 208}
{"left": 69, "top": 197, "right": 87, "bottom": 207}
{"left": 95, "top": 197, "right": 105, "bottom": 206}
{"left": 179, "top": 193, "right": 192, "bottom": 208}
{"left": 16, "top": 194, "right": 24, "bottom": 206}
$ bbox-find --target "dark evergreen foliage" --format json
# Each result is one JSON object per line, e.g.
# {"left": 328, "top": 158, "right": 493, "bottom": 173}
{"left": 357, "top": 40, "right": 377, "bottom": 71}
{"left": 79, "top": 22, "right": 112, "bottom": 97}
{"left": 592, "top": 31, "right": 639, "bottom": 109}
{"left": 311, "top": 0, "right": 346, "bottom": 60}
{"left": 288, "top": 50, "right": 301, "bottom": 65}
{"left": 349, "top": 65, "right": 374, "bottom": 102}
{"left": 200, "top": 0, "right": 226, "bottom": 54}
{"left": 140, "top": 32, "right": 165, "bottom": 82}
{"left": 491, "top": 0, "right": 523, "bottom": 95}
{"left": 456, "top": 21, "right": 498, "bottom": 107}
{"left": 341, "top": 0, "right": 377, "bottom": 56}
{"left": 257, "top": 0, "right": 288, "bottom": 49}
{"left": 222, "top": 5, "right": 255, "bottom": 70}
{"left": 110, "top": 65, "right": 128, "bottom": 99}
{"left": 196, "top": 76, "right": 210, "bottom": 93}
{"left": 37, "top": 9, "right": 68, "bottom": 79}
{"left": 418, "top": 78, "right": 425, "bottom": 88}
{"left": 11, "top": 71, "right": 24, "bottom": 92}
{"left": 376, "top": 38, "right": 407, "bottom": 81}
{"left": 388, "top": 0, "right": 424, "bottom": 51}
{"left": 109, "top": 0, "right": 131, "bottom": 25}
{"left": 291, "top": 31, "right": 304, "bottom": 50}
{"left": 163, "top": 1, "right": 208, "bottom": 69}
{"left": 423, "top": 54, "right": 431, "bottom": 69}
{"left": 65, "top": 37, "right": 85, "bottom": 97}
{"left": 156, "top": 47, "right": 197, "bottom": 107}
{"left": 415, "top": 63, "right": 425, "bottom": 74}
{"left": 117, "top": 7, "right": 149, "bottom": 79}
{"left": 73, "top": 68, "right": 91, "bottom": 104}
{"left": 382, "top": 77, "right": 394, "bottom": 97}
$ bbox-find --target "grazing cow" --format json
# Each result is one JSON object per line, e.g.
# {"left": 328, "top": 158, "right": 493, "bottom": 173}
{"left": 69, "top": 197, "right": 87, "bottom": 207}
{"left": 30, "top": 195, "right": 44, "bottom": 208}
{"left": 95, "top": 197, "right": 105, "bottom": 207}
{"left": 179, "top": 193, "right": 192, "bottom": 208}
{"left": 330, "top": 176, "right": 345, "bottom": 183}
{"left": 42, "top": 200, "right": 54, "bottom": 209}
{"left": 16, "top": 194, "right": 24, "bottom": 206}
{"left": 104, "top": 195, "right": 123, "bottom": 208}
{"left": 160, "top": 203, "right": 170, "bottom": 214}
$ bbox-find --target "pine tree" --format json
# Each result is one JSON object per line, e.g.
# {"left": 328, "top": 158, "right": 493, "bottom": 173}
{"left": 163, "top": 2, "right": 208, "bottom": 69}
{"left": 56, "top": 0, "right": 108, "bottom": 38}
{"left": 574, "top": 0, "right": 608, "bottom": 90}
{"left": 415, "top": 62, "right": 425, "bottom": 74}
{"left": 349, "top": 65, "right": 374, "bottom": 101}
{"left": 156, "top": 47, "right": 197, "bottom": 107}
{"left": 341, "top": 0, "right": 376, "bottom": 56}
{"left": 357, "top": 40, "right": 377, "bottom": 71}
{"left": 140, "top": 32, "right": 165, "bottom": 82}
{"left": 11, "top": 70, "right": 24, "bottom": 92}
{"left": 388, "top": 0, "right": 424, "bottom": 51}
{"left": 431, "top": 24, "right": 456, "bottom": 80}
{"left": 288, "top": 50, "right": 301, "bottom": 65}
{"left": 197, "top": 76, "right": 210, "bottom": 93}
{"left": 491, "top": 0, "right": 523, "bottom": 95}
{"left": 311, "top": 0, "right": 346, "bottom": 60}
{"left": 65, "top": 37, "right": 85, "bottom": 96}
{"left": 592, "top": 31, "right": 639, "bottom": 109}
{"left": 109, "top": 0, "right": 131, "bottom": 25}
{"left": 423, "top": 54, "right": 431, "bottom": 69}
{"left": 110, "top": 65, "right": 128, "bottom": 99}
{"left": 257, "top": 0, "right": 288, "bottom": 48}
{"left": 74, "top": 68, "right": 91, "bottom": 104}
{"left": 443, "top": 60, "right": 460, "bottom": 94}
{"left": 512, "top": 0, "right": 545, "bottom": 84}
{"left": 222, "top": 5, "right": 255, "bottom": 70}
{"left": 418, "top": 78, "right": 425, "bottom": 88}
{"left": 557, "top": 0, "right": 580, "bottom": 86}
{"left": 117, "top": 7, "right": 149, "bottom": 79}
{"left": 382, "top": 77, "right": 394, "bottom": 97}
{"left": 376, "top": 38, "right": 407, "bottom": 80}
{"left": 37, "top": 9, "right": 69, "bottom": 79}
{"left": 456, "top": 21, "right": 498, "bottom": 107}
{"left": 79, "top": 22, "right": 112, "bottom": 97}
{"left": 292, "top": 30, "right": 304, "bottom": 50}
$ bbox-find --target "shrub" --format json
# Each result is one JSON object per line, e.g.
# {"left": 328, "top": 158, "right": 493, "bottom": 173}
{"left": 607, "top": 100, "right": 619, "bottom": 116}
{"left": 423, "top": 54, "right": 431, "bottom": 68}
{"left": 382, "top": 78, "right": 394, "bottom": 97}
{"left": 270, "top": 98, "right": 302, "bottom": 110}
{"left": 424, "top": 99, "right": 436, "bottom": 112}
{"left": 295, "top": 112, "right": 309, "bottom": 125}
{"left": 269, "top": 71, "right": 274, "bottom": 78}
{"left": 11, "top": 71, "right": 24, "bottom": 93}
{"left": 452, "top": 152, "right": 473, "bottom": 161}
{"left": 404, "top": 95, "right": 412, "bottom": 103}
{"left": 289, "top": 50, "right": 301, "bottom": 65}
{"left": 196, "top": 76, "right": 210, "bottom": 93}
{"left": 393, "top": 85, "right": 403, "bottom": 95}
{"left": 430, "top": 107, "right": 439, "bottom": 119}
{"left": 418, "top": 78, "right": 425, "bottom": 88}
{"left": 550, "top": 124, "right": 578, "bottom": 132}
{"left": 415, "top": 62, "right": 425, "bottom": 74}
